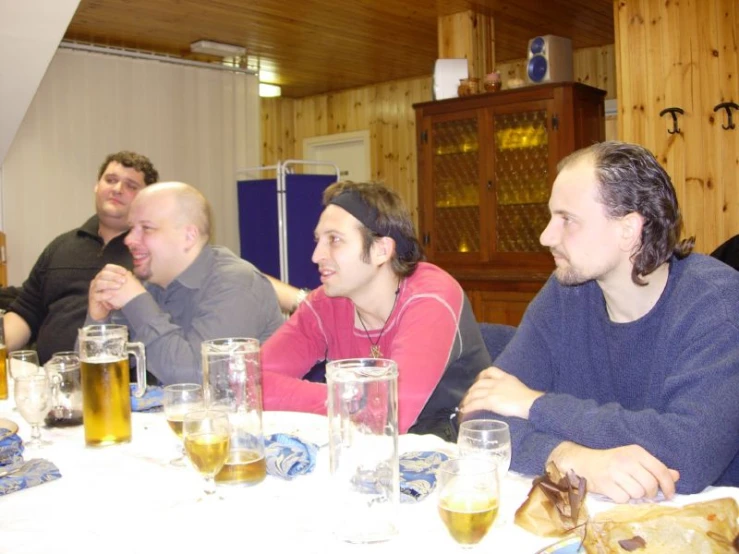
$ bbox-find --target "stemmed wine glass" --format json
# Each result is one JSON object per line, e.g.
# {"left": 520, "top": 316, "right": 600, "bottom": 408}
{"left": 8, "top": 350, "right": 41, "bottom": 411}
{"left": 163, "top": 383, "right": 204, "bottom": 466}
{"left": 14, "top": 373, "right": 52, "bottom": 447}
{"left": 182, "top": 409, "right": 230, "bottom": 500}
{"left": 457, "top": 419, "right": 512, "bottom": 477}
{"left": 9, "top": 350, "right": 41, "bottom": 380}
{"left": 437, "top": 457, "right": 500, "bottom": 549}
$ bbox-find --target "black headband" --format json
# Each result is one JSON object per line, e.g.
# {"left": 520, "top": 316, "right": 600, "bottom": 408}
{"left": 328, "top": 190, "right": 414, "bottom": 258}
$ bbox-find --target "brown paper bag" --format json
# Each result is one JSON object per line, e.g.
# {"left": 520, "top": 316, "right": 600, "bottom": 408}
{"left": 514, "top": 462, "right": 589, "bottom": 538}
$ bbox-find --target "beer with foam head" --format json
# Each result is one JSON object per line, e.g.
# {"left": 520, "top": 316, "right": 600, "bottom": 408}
{"left": 80, "top": 356, "right": 131, "bottom": 445}
{"left": 78, "top": 324, "right": 147, "bottom": 447}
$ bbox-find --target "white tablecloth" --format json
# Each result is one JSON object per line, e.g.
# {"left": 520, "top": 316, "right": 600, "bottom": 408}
{"left": 1, "top": 396, "right": 737, "bottom": 554}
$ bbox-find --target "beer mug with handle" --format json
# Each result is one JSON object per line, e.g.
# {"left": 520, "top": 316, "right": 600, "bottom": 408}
{"left": 0, "top": 309, "right": 7, "bottom": 400}
{"left": 78, "top": 324, "right": 147, "bottom": 446}
{"left": 327, "top": 358, "right": 400, "bottom": 543}
{"left": 202, "top": 337, "right": 266, "bottom": 486}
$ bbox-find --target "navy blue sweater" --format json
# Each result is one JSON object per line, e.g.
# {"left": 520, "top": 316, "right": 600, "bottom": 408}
{"left": 493, "top": 254, "right": 739, "bottom": 494}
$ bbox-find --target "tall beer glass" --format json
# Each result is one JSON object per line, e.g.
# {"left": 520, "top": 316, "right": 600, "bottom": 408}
{"left": 78, "top": 324, "right": 147, "bottom": 446}
{"left": 202, "top": 338, "right": 265, "bottom": 486}
{"left": 0, "top": 309, "right": 7, "bottom": 400}
{"left": 327, "top": 358, "right": 399, "bottom": 543}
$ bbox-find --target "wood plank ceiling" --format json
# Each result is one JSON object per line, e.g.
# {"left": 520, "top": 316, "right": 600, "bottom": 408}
{"left": 64, "top": 0, "right": 615, "bottom": 98}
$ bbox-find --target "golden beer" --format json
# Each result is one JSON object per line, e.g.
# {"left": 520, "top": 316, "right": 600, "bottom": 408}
{"left": 215, "top": 449, "right": 267, "bottom": 485}
{"left": 167, "top": 417, "right": 184, "bottom": 438}
{"left": 80, "top": 357, "right": 131, "bottom": 446}
{"left": 0, "top": 346, "right": 7, "bottom": 400}
{"left": 184, "top": 433, "right": 230, "bottom": 475}
{"left": 438, "top": 493, "right": 498, "bottom": 545}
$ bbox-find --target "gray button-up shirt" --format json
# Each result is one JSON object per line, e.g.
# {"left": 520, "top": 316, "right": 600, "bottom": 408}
{"left": 100, "top": 245, "right": 283, "bottom": 384}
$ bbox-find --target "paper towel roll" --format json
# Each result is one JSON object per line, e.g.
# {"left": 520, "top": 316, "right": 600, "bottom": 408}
{"left": 433, "top": 59, "right": 469, "bottom": 100}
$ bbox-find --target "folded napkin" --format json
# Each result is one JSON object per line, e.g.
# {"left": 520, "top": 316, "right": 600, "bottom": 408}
{"left": 348, "top": 450, "right": 450, "bottom": 503}
{"left": 0, "top": 429, "right": 61, "bottom": 496}
{"left": 0, "top": 429, "right": 24, "bottom": 466}
{"left": 399, "top": 451, "right": 449, "bottom": 503}
{"left": 0, "top": 458, "right": 62, "bottom": 496}
{"left": 265, "top": 433, "right": 318, "bottom": 480}
{"left": 130, "top": 384, "right": 164, "bottom": 412}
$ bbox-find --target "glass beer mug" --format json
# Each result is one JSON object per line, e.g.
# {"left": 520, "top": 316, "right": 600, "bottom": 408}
{"left": 0, "top": 309, "right": 7, "bottom": 401}
{"left": 326, "top": 358, "right": 400, "bottom": 543}
{"left": 44, "top": 351, "right": 83, "bottom": 427}
{"left": 78, "top": 324, "right": 147, "bottom": 446}
{"left": 202, "top": 338, "right": 265, "bottom": 486}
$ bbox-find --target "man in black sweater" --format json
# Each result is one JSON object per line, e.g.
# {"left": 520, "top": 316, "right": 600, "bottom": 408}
{"left": 3, "top": 151, "right": 158, "bottom": 363}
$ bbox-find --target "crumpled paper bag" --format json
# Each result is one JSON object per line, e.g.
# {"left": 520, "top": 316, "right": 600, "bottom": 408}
{"left": 514, "top": 462, "right": 588, "bottom": 538}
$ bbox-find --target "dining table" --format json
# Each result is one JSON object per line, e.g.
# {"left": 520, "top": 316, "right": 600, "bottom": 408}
{"left": 1, "top": 393, "right": 738, "bottom": 554}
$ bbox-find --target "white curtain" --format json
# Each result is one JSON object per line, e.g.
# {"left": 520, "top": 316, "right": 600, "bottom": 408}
{"left": 1, "top": 48, "right": 259, "bottom": 285}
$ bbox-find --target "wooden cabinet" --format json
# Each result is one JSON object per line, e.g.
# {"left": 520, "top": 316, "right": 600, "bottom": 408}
{"left": 414, "top": 82, "right": 605, "bottom": 325}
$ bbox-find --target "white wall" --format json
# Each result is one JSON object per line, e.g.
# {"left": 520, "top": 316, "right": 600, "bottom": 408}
{"left": 0, "top": 0, "right": 81, "bottom": 168}
{"left": 1, "top": 49, "right": 260, "bottom": 285}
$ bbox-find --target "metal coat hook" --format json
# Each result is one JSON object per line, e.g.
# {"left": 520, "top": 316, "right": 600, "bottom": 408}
{"left": 713, "top": 102, "right": 739, "bottom": 130}
{"left": 659, "top": 107, "right": 684, "bottom": 134}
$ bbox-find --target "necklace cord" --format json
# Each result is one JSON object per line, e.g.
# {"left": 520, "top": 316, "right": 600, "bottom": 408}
{"left": 355, "top": 282, "right": 401, "bottom": 358}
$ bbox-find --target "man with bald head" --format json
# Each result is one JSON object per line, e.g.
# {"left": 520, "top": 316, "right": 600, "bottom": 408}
{"left": 87, "top": 182, "right": 283, "bottom": 384}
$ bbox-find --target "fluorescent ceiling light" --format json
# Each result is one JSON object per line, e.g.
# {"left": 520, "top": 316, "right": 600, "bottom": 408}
{"left": 190, "top": 40, "right": 246, "bottom": 57}
{"left": 259, "top": 83, "right": 282, "bottom": 98}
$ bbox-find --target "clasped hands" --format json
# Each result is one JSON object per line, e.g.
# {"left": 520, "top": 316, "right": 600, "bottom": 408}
{"left": 88, "top": 263, "right": 146, "bottom": 321}
{"left": 460, "top": 366, "right": 680, "bottom": 503}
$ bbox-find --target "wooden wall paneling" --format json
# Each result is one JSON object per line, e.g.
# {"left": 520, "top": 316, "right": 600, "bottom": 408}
{"left": 616, "top": 0, "right": 739, "bottom": 254}
{"left": 679, "top": 0, "right": 709, "bottom": 253}
{"left": 697, "top": 0, "right": 722, "bottom": 250}
{"left": 438, "top": 10, "right": 496, "bottom": 81}
{"left": 717, "top": 0, "right": 739, "bottom": 239}
{"left": 605, "top": 115, "right": 618, "bottom": 141}
{"left": 260, "top": 97, "right": 295, "bottom": 168}
{"left": 572, "top": 45, "right": 617, "bottom": 99}
{"left": 658, "top": 0, "right": 687, "bottom": 232}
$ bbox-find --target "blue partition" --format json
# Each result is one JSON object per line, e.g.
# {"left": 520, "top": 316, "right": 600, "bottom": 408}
{"left": 284, "top": 174, "right": 335, "bottom": 289}
{"left": 237, "top": 178, "right": 280, "bottom": 278}
{"left": 237, "top": 173, "right": 335, "bottom": 290}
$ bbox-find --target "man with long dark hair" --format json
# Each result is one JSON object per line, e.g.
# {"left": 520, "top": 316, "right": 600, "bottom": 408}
{"left": 461, "top": 141, "right": 739, "bottom": 502}
{"left": 261, "top": 180, "right": 491, "bottom": 437}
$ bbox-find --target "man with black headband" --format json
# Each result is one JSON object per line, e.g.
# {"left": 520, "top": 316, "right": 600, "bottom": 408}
{"left": 261, "top": 180, "right": 491, "bottom": 438}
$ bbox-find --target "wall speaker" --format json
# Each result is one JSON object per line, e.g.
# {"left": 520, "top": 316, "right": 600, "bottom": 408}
{"left": 526, "top": 35, "right": 573, "bottom": 84}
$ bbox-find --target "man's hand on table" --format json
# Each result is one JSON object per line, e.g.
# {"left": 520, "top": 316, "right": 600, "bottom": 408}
{"left": 459, "top": 366, "right": 544, "bottom": 420}
{"left": 88, "top": 263, "right": 146, "bottom": 320}
{"left": 548, "top": 441, "right": 680, "bottom": 503}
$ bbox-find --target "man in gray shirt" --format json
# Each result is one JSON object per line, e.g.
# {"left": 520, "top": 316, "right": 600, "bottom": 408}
{"left": 87, "top": 181, "right": 283, "bottom": 384}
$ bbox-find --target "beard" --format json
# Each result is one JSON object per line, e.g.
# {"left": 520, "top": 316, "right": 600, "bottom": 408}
{"left": 553, "top": 266, "right": 589, "bottom": 286}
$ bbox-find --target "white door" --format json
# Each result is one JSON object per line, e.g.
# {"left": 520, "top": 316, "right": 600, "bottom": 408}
{"left": 303, "top": 130, "right": 370, "bottom": 181}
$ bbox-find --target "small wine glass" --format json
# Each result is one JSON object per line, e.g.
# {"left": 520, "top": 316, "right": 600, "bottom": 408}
{"left": 9, "top": 350, "right": 41, "bottom": 379}
{"left": 182, "top": 409, "right": 230, "bottom": 500}
{"left": 14, "top": 373, "right": 52, "bottom": 448}
{"left": 437, "top": 457, "right": 499, "bottom": 549}
{"left": 457, "top": 419, "right": 511, "bottom": 477}
{"left": 163, "top": 383, "right": 204, "bottom": 466}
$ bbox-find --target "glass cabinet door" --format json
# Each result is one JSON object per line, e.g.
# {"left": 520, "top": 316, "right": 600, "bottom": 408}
{"left": 427, "top": 113, "right": 483, "bottom": 260}
{"left": 492, "top": 106, "right": 552, "bottom": 254}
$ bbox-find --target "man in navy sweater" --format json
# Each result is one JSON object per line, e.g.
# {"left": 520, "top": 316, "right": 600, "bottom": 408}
{"left": 461, "top": 141, "right": 739, "bottom": 503}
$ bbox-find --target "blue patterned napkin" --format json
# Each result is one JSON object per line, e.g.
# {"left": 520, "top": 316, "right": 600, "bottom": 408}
{"left": 130, "top": 384, "right": 164, "bottom": 412}
{"left": 399, "top": 451, "right": 449, "bottom": 503}
{"left": 0, "top": 429, "right": 24, "bottom": 466}
{"left": 265, "top": 433, "right": 318, "bottom": 480}
{"left": 341, "top": 450, "right": 450, "bottom": 503}
{"left": 0, "top": 429, "right": 61, "bottom": 496}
